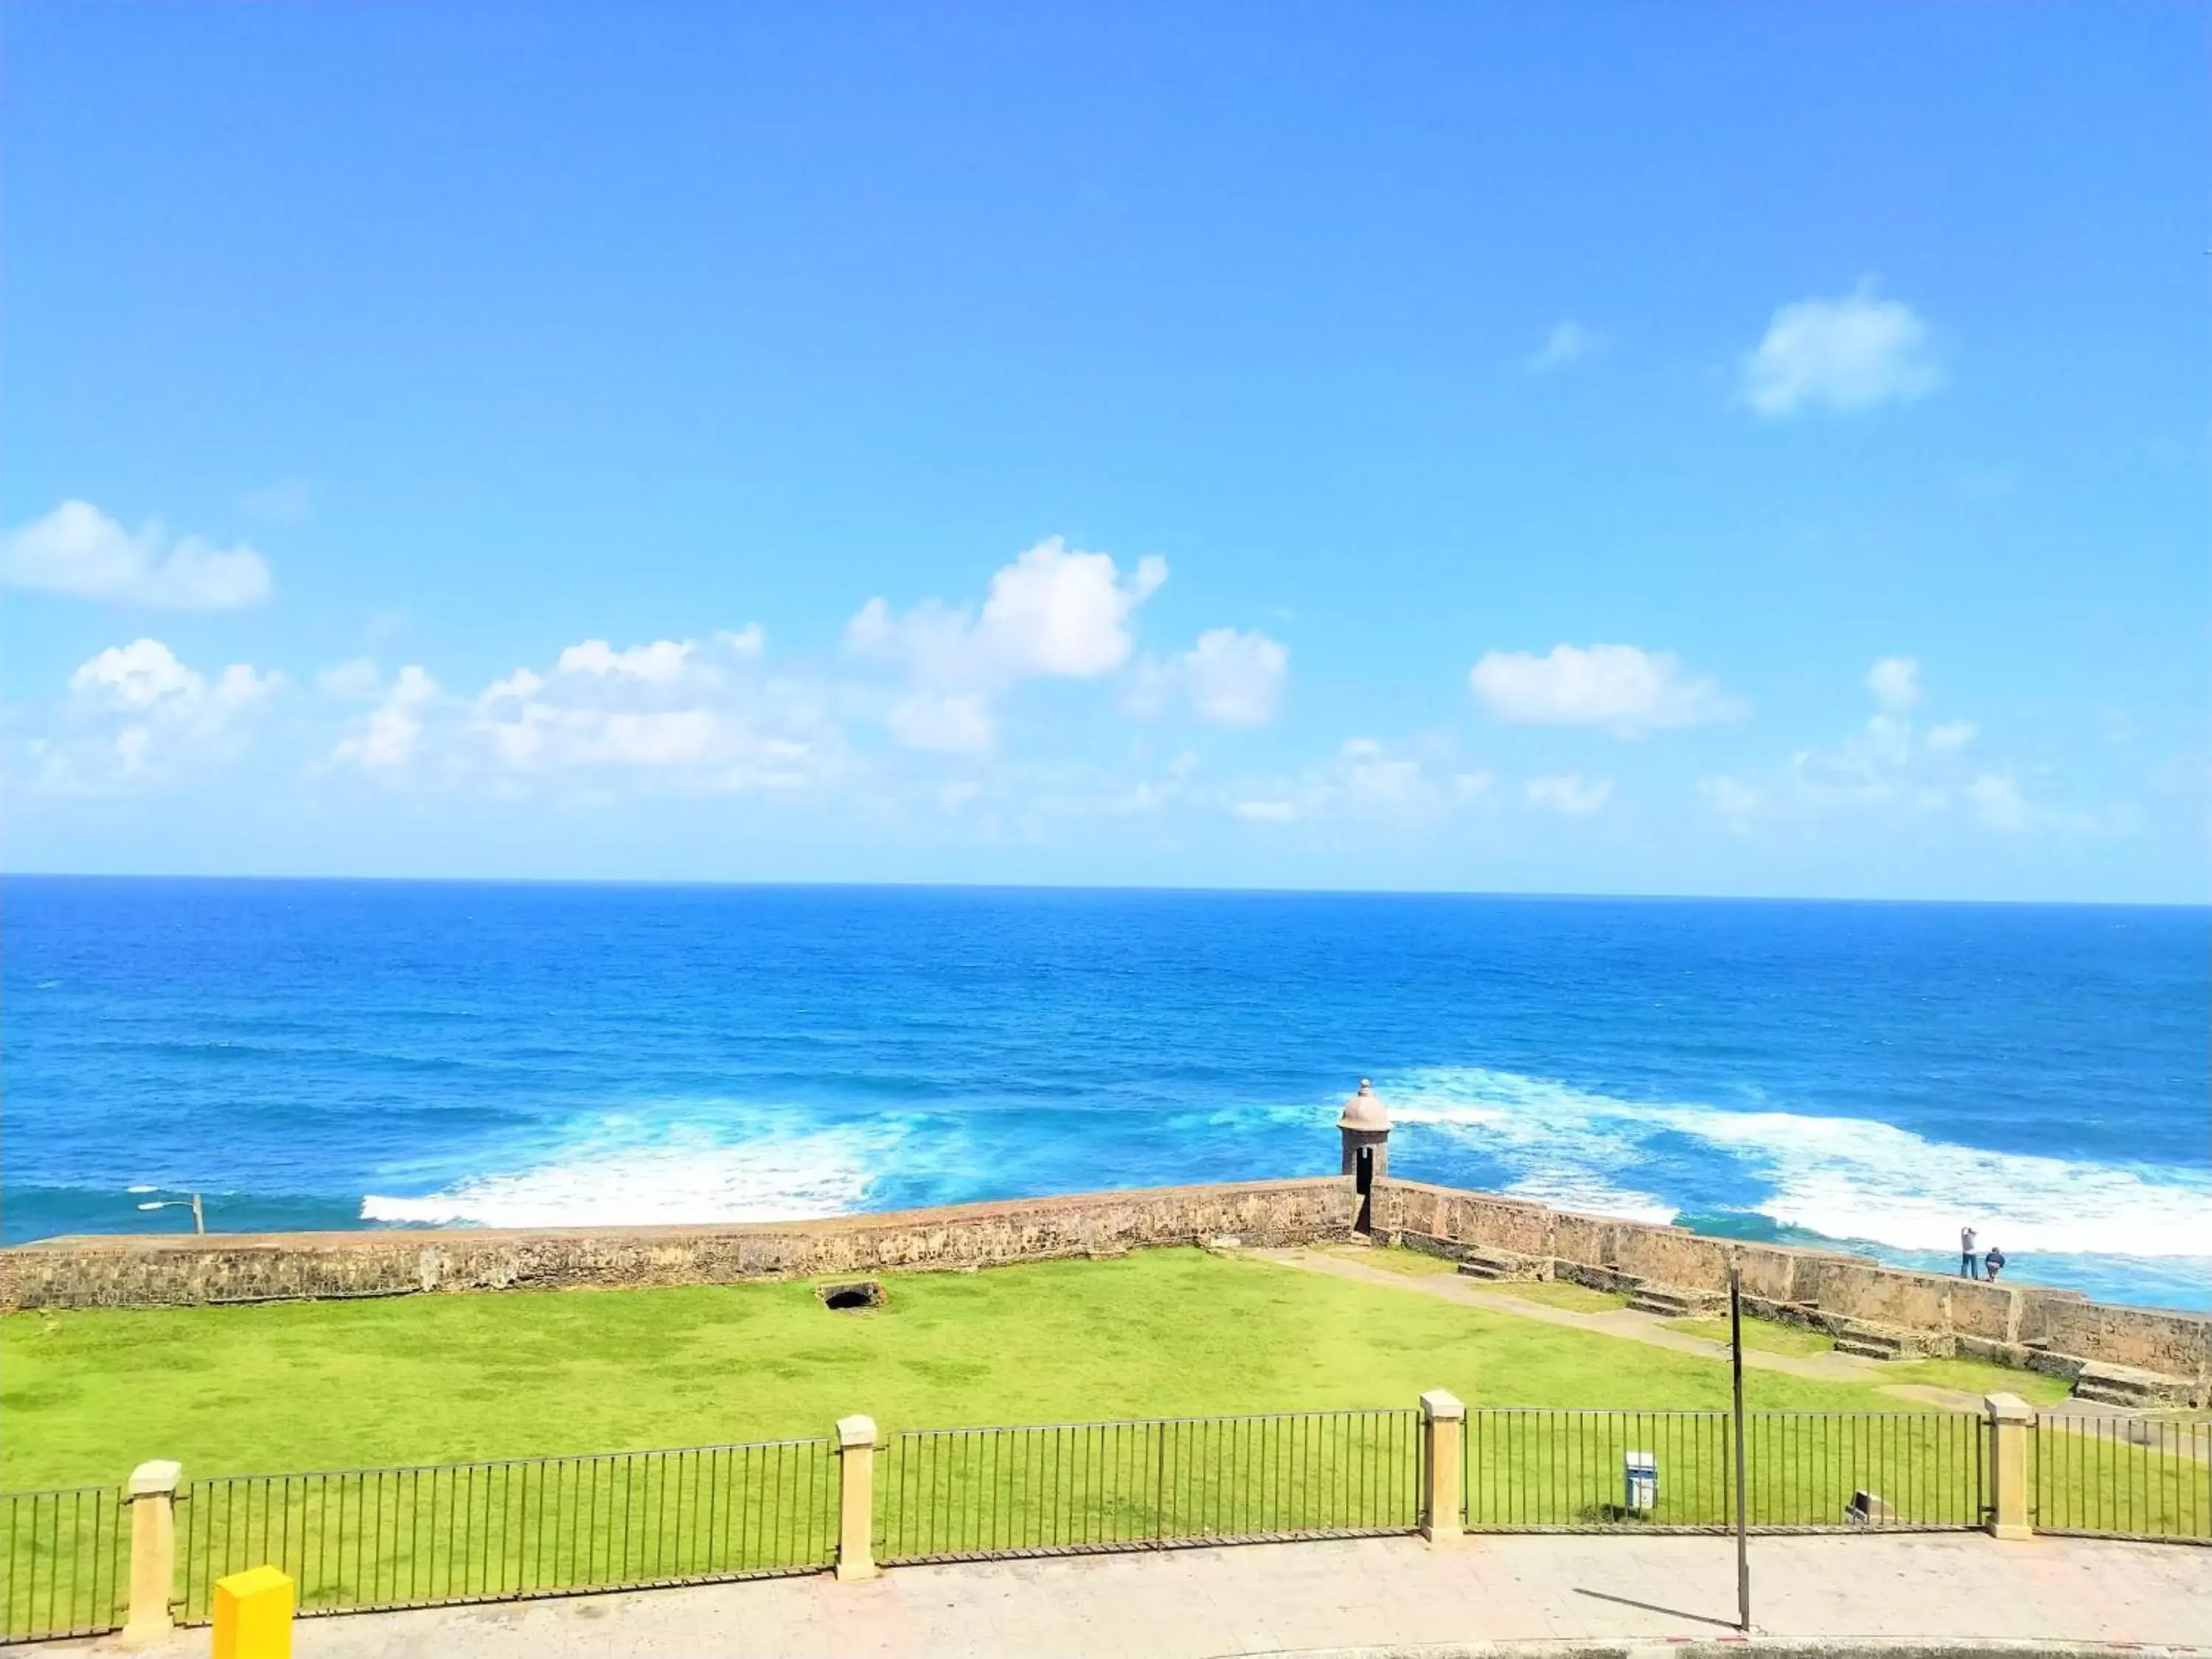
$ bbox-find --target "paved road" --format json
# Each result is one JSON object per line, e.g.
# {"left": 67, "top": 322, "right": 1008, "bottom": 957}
{"left": 60, "top": 1532, "right": 2209, "bottom": 1658}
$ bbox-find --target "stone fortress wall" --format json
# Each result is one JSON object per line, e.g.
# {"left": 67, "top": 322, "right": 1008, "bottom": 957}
{"left": 1367, "top": 1179, "right": 2210, "bottom": 1407}
{"left": 0, "top": 1178, "right": 1355, "bottom": 1310}
{"left": 4, "top": 1166, "right": 2205, "bottom": 1406}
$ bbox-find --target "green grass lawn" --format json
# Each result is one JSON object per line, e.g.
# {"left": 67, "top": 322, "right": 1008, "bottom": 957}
{"left": 1313, "top": 1242, "right": 1459, "bottom": 1276}
{"left": 1883, "top": 1354, "right": 2074, "bottom": 1408}
{"left": 1489, "top": 1279, "right": 1631, "bottom": 1314}
{"left": 1664, "top": 1315, "right": 1838, "bottom": 1357}
{"left": 0, "top": 1247, "right": 2004, "bottom": 1490}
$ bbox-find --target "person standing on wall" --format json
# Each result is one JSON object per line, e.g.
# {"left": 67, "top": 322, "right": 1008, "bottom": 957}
{"left": 1959, "top": 1225, "right": 1980, "bottom": 1278}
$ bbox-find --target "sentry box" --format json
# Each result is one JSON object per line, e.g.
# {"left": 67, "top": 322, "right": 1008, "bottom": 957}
{"left": 1623, "top": 1450, "right": 1658, "bottom": 1514}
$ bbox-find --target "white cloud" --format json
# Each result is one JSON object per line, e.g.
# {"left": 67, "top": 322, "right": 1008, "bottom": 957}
{"left": 1703, "top": 669, "right": 2112, "bottom": 840}
{"left": 316, "top": 658, "right": 385, "bottom": 701}
{"left": 1223, "top": 737, "right": 1492, "bottom": 829}
{"left": 1, "top": 500, "right": 272, "bottom": 609}
{"left": 981, "top": 539, "right": 1167, "bottom": 678}
{"left": 1470, "top": 644, "right": 1742, "bottom": 736}
{"left": 1866, "top": 656, "right": 1921, "bottom": 714}
{"left": 1739, "top": 282, "right": 1942, "bottom": 417}
{"left": 70, "top": 639, "right": 204, "bottom": 710}
{"left": 1528, "top": 321, "right": 1604, "bottom": 373}
{"left": 1184, "top": 629, "right": 1287, "bottom": 726}
{"left": 1133, "top": 628, "right": 1290, "bottom": 727}
{"left": 557, "top": 639, "right": 695, "bottom": 682}
{"left": 886, "top": 692, "right": 993, "bottom": 754}
{"left": 332, "top": 666, "right": 438, "bottom": 773}
{"left": 1526, "top": 773, "right": 1612, "bottom": 815}
{"left": 848, "top": 538, "right": 1169, "bottom": 751}
{"left": 850, "top": 539, "right": 1166, "bottom": 686}
{"left": 39, "top": 639, "right": 278, "bottom": 788}
{"left": 467, "top": 629, "right": 841, "bottom": 789}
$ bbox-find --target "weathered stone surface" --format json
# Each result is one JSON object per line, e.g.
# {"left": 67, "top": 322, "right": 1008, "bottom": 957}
{"left": 0, "top": 1178, "right": 1357, "bottom": 1310}
{"left": 1372, "top": 1176, "right": 2210, "bottom": 1404}
{"left": 6, "top": 1169, "right": 2205, "bottom": 1405}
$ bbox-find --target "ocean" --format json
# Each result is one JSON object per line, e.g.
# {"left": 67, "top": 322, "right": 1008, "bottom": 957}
{"left": 4, "top": 877, "right": 2207, "bottom": 1311}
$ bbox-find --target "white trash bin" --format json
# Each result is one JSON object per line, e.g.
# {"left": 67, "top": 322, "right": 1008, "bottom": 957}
{"left": 1623, "top": 1450, "right": 1658, "bottom": 1514}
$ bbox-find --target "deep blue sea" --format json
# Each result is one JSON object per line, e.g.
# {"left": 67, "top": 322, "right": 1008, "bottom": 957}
{"left": 4, "top": 878, "right": 2208, "bottom": 1311}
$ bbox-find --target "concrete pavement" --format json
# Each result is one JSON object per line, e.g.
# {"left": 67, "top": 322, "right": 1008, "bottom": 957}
{"left": 55, "top": 1531, "right": 2211, "bottom": 1658}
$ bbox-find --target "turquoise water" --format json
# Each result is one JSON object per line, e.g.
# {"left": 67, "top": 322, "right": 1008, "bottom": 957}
{"left": 4, "top": 877, "right": 2207, "bottom": 1310}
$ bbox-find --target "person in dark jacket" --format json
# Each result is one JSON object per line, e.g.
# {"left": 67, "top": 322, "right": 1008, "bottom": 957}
{"left": 1984, "top": 1246, "right": 2006, "bottom": 1281}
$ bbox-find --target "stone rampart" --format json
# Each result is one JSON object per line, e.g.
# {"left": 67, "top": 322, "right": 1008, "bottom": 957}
{"left": 6, "top": 1172, "right": 2205, "bottom": 1403}
{"left": 1371, "top": 1177, "right": 2210, "bottom": 1403}
{"left": 0, "top": 1178, "right": 1356, "bottom": 1310}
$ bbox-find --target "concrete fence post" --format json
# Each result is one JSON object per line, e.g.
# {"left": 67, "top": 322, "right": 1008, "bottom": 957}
{"left": 119, "top": 1459, "right": 182, "bottom": 1648}
{"left": 835, "top": 1414, "right": 881, "bottom": 1582}
{"left": 1985, "top": 1392, "right": 2034, "bottom": 1540}
{"left": 1419, "top": 1390, "right": 1465, "bottom": 1546}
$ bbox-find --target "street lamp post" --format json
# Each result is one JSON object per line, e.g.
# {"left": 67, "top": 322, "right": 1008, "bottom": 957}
{"left": 133, "top": 1192, "right": 206, "bottom": 1234}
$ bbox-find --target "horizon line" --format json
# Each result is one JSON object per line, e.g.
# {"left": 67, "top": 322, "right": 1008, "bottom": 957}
{"left": 1, "top": 870, "right": 2205, "bottom": 911}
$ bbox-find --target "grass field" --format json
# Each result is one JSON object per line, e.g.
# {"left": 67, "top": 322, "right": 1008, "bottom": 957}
{"left": 1882, "top": 1354, "right": 2076, "bottom": 1409}
{"left": 1666, "top": 1315, "right": 1837, "bottom": 1357}
{"left": 0, "top": 1247, "right": 2034, "bottom": 1489}
{"left": 1489, "top": 1279, "right": 1631, "bottom": 1314}
{"left": 1313, "top": 1245, "right": 1630, "bottom": 1312}
{"left": 3, "top": 1247, "right": 2203, "bottom": 1641}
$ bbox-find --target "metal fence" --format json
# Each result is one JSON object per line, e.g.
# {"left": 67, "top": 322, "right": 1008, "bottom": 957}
{"left": 876, "top": 1409, "right": 1420, "bottom": 1564}
{"left": 174, "top": 1438, "right": 837, "bottom": 1623}
{"left": 2031, "top": 1415, "right": 2211, "bottom": 1543}
{"left": 1464, "top": 1410, "right": 1988, "bottom": 1533}
{"left": 0, "top": 1485, "right": 128, "bottom": 1644}
{"left": 13, "top": 1405, "right": 2208, "bottom": 1641}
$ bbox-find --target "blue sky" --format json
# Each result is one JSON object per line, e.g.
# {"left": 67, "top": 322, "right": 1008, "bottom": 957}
{"left": 3, "top": 2, "right": 2205, "bottom": 901}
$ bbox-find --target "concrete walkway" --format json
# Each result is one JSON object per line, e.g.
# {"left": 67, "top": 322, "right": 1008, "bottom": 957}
{"left": 1256, "top": 1248, "right": 1986, "bottom": 1411}
{"left": 58, "top": 1533, "right": 2211, "bottom": 1658}
{"left": 1256, "top": 1251, "right": 2209, "bottom": 1458}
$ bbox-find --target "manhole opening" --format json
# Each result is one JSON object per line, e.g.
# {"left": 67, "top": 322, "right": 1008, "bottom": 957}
{"left": 820, "top": 1280, "right": 885, "bottom": 1312}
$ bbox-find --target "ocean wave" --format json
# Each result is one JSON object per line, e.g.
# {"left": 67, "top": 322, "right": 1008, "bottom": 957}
{"left": 361, "top": 1119, "right": 905, "bottom": 1228}
{"left": 1385, "top": 1065, "right": 2212, "bottom": 1260}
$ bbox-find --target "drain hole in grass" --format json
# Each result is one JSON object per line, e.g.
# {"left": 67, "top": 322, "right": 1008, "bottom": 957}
{"left": 821, "top": 1281, "right": 885, "bottom": 1312}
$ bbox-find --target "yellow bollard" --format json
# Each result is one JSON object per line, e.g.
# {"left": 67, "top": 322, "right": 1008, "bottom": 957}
{"left": 212, "top": 1565, "right": 293, "bottom": 1659}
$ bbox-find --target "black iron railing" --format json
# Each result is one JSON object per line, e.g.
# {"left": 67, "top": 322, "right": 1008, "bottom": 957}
{"left": 875, "top": 1409, "right": 1421, "bottom": 1563}
{"left": 175, "top": 1438, "right": 837, "bottom": 1622}
{"left": 0, "top": 1485, "right": 128, "bottom": 1643}
{"left": 1463, "top": 1409, "right": 1987, "bottom": 1532}
{"left": 2031, "top": 1415, "right": 2211, "bottom": 1543}
{"left": 14, "top": 1402, "right": 2205, "bottom": 1638}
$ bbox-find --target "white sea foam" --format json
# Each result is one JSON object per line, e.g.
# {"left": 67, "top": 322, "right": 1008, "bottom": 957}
{"left": 1386, "top": 1065, "right": 2212, "bottom": 1260}
{"left": 361, "top": 1121, "right": 901, "bottom": 1228}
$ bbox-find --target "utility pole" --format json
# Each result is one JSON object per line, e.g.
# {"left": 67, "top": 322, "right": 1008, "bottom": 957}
{"left": 1731, "top": 1263, "right": 1751, "bottom": 1632}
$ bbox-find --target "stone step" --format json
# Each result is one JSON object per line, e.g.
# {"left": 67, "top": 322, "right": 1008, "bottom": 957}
{"left": 1627, "top": 1287, "right": 1725, "bottom": 1319}
{"left": 2071, "top": 1362, "right": 2193, "bottom": 1408}
{"left": 1834, "top": 1327, "right": 1911, "bottom": 1361}
{"left": 1556, "top": 1265, "right": 1648, "bottom": 1296}
{"left": 1833, "top": 1337, "right": 1902, "bottom": 1361}
{"left": 1454, "top": 1250, "right": 1533, "bottom": 1281}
